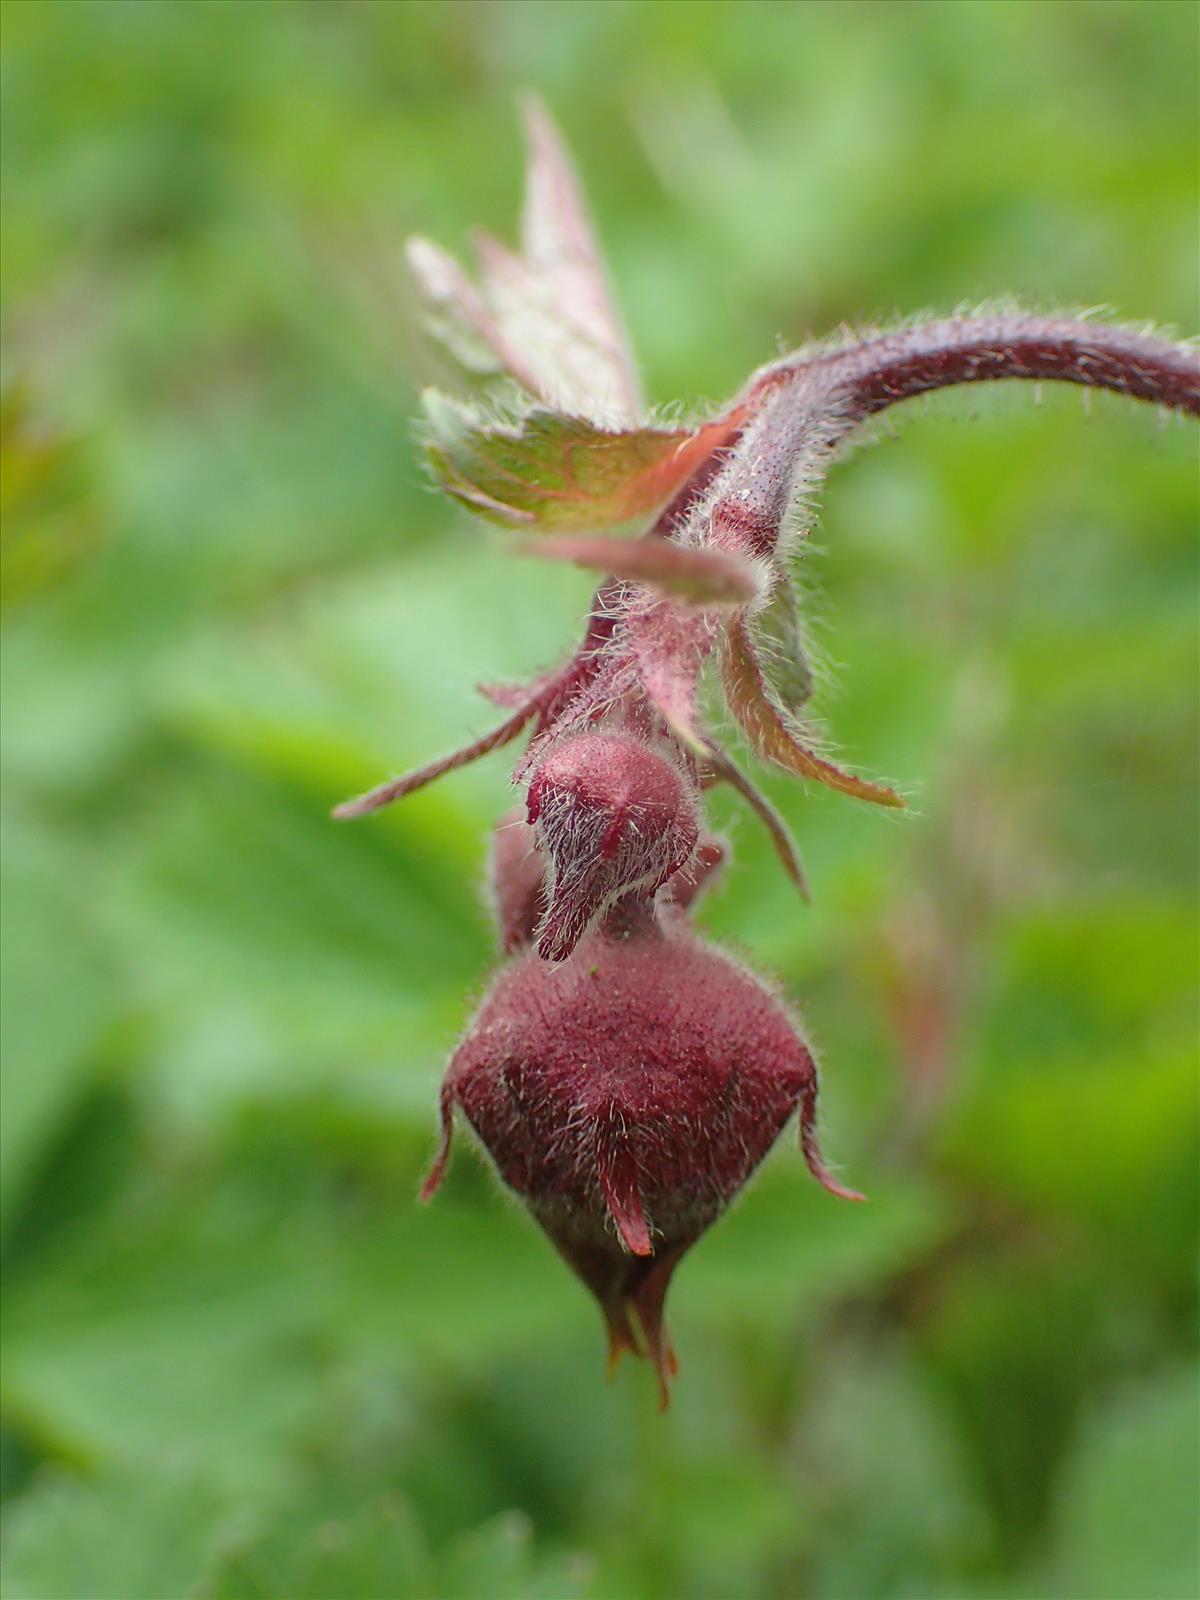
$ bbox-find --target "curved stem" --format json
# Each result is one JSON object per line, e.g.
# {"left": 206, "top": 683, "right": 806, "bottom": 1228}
{"left": 758, "top": 314, "right": 1200, "bottom": 421}
{"left": 689, "top": 315, "right": 1198, "bottom": 565}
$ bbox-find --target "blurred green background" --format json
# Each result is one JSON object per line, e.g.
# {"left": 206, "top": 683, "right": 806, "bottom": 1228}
{"left": 2, "top": 2, "right": 1197, "bottom": 1597}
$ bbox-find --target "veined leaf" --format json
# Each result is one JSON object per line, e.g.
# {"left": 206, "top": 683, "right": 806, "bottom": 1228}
{"left": 723, "top": 616, "right": 905, "bottom": 807}
{"left": 422, "top": 391, "right": 734, "bottom": 532}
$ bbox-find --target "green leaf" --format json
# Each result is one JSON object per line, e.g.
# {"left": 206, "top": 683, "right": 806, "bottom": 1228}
{"left": 803, "top": 1344, "right": 984, "bottom": 1600}
{"left": 0, "top": 1465, "right": 241, "bottom": 1600}
{"left": 942, "top": 1046, "right": 1198, "bottom": 1283}
{"left": 912, "top": 1252, "right": 1117, "bottom": 1564}
{"left": 440, "top": 1512, "right": 592, "bottom": 1600}
{"left": 1, "top": 1183, "right": 332, "bottom": 1481}
{"left": 209, "top": 1492, "right": 432, "bottom": 1600}
{"left": 0, "top": 815, "right": 117, "bottom": 1238}
{"left": 0, "top": 1140, "right": 579, "bottom": 1477}
{"left": 1046, "top": 1367, "right": 1200, "bottom": 1600}
{"left": 422, "top": 391, "right": 731, "bottom": 532}
{"left": 97, "top": 758, "right": 482, "bottom": 1130}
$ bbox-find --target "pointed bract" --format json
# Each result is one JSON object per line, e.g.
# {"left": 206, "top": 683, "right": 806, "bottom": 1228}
{"left": 518, "top": 93, "right": 644, "bottom": 423}
{"left": 723, "top": 616, "right": 906, "bottom": 808}
{"left": 405, "top": 235, "right": 537, "bottom": 391}
{"left": 519, "top": 532, "right": 764, "bottom": 605}
{"left": 331, "top": 698, "right": 542, "bottom": 820}
{"left": 623, "top": 599, "right": 718, "bottom": 752}
{"left": 596, "top": 1138, "right": 654, "bottom": 1257}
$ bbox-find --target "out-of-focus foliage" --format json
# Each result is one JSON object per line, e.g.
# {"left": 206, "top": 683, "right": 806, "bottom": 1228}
{"left": 1, "top": 3, "right": 1196, "bottom": 1597}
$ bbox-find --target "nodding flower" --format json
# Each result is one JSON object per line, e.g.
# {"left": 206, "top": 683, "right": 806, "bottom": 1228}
{"left": 421, "top": 853, "right": 862, "bottom": 1409}
{"left": 328, "top": 97, "right": 1199, "bottom": 1403}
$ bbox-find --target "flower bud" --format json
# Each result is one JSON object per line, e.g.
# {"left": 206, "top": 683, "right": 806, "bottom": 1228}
{"left": 525, "top": 731, "right": 699, "bottom": 962}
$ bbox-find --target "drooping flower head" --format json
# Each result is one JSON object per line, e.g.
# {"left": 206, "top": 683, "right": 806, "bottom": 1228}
{"left": 330, "top": 99, "right": 1199, "bottom": 1399}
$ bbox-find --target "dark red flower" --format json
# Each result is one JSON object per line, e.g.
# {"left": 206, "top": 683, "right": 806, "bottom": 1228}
{"left": 421, "top": 901, "right": 860, "bottom": 1406}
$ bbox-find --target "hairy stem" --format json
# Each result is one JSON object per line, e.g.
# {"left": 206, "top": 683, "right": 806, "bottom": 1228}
{"left": 681, "top": 315, "right": 1198, "bottom": 565}
{"left": 332, "top": 698, "right": 540, "bottom": 819}
{"left": 759, "top": 314, "right": 1200, "bottom": 421}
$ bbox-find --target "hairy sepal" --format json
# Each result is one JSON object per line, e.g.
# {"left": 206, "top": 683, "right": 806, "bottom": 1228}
{"left": 518, "top": 533, "right": 764, "bottom": 606}
{"left": 723, "top": 616, "right": 905, "bottom": 808}
{"left": 623, "top": 599, "right": 720, "bottom": 753}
